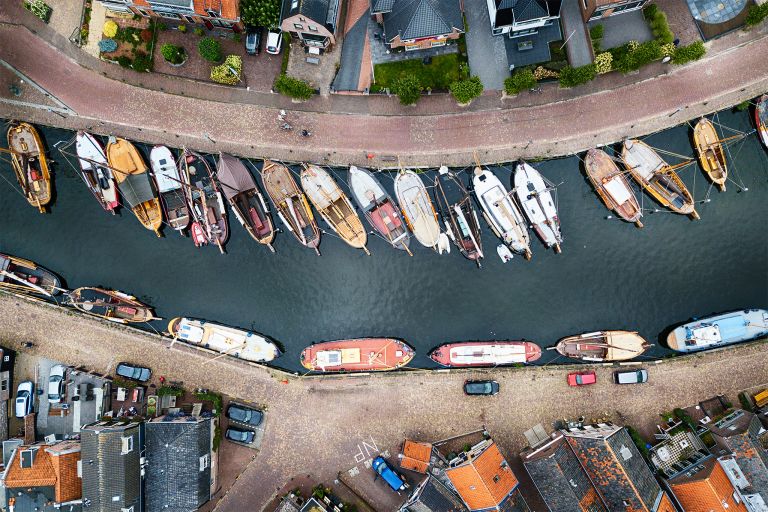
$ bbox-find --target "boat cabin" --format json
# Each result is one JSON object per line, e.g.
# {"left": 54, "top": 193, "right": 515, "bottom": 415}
{"left": 317, "top": 348, "right": 361, "bottom": 367}
{"left": 683, "top": 316, "right": 748, "bottom": 348}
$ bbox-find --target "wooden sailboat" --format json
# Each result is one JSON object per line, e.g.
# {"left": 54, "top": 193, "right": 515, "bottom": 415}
{"left": 755, "top": 94, "right": 768, "bottom": 150}
{"left": 692, "top": 118, "right": 727, "bottom": 191}
{"left": 261, "top": 160, "right": 320, "bottom": 254}
{"left": 181, "top": 149, "right": 228, "bottom": 252}
{"left": 514, "top": 161, "right": 562, "bottom": 253}
{"left": 5, "top": 122, "right": 52, "bottom": 212}
{"left": 584, "top": 149, "right": 643, "bottom": 227}
{"left": 300, "top": 338, "right": 414, "bottom": 372}
{"left": 75, "top": 131, "right": 119, "bottom": 213}
{"left": 106, "top": 137, "right": 164, "bottom": 235}
{"left": 301, "top": 165, "right": 369, "bottom": 254}
{"left": 394, "top": 169, "right": 446, "bottom": 253}
{"left": 434, "top": 166, "right": 483, "bottom": 265}
{"left": 552, "top": 330, "right": 650, "bottom": 362}
{"left": 216, "top": 154, "right": 275, "bottom": 251}
{"left": 66, "top": 287, "right": 159, "bottom": 323}
{"left": 150, "top": 145, "right": 190, "bottom": 233}
{"left": 621, "top": 139, "right": 699, "bottom": 219}
{"left": 0, "top": 252, "right": 62, "bottom": 297}
{"left": 168, "top": 317, "right": 281, "bottom": 363}
{"left": 348, "top": 166, "right": 411, "bottom": 254}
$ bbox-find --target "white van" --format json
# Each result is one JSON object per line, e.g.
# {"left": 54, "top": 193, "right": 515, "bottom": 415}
{"left": 614, "top": 369, "right": 648, "bottom": 385}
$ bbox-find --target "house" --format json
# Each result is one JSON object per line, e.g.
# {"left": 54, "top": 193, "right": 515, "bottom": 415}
{"left": 0, "top": 347, "right": 15, "bottom": 443}
{"left": 2, "top": 441, "right": 82, "bottom": 512}
{"left": 370, "top": 0, "right": 464, "bottom": 51}
{"left": 399, "top": 475, "right": 467, "bottom": 512}
{"left": 80, "top": 421, "right": 143, "bottom": 512}
{"left": 145, "top": 415, "right": 213, "bottom": 512}
{"left": 487, "top": 0, "right": 562, "bottom": 37}
{"left": 580, "top": 0, "right": 649, "bottom": 22}
{"left": 97, "top": 0, "right": 244, "bottom": 32}
{"left": 400, "top": 440, "right": 433, "bottom": 474}
{"left": 280, "top": 0, "right": 342, "bottom": 50}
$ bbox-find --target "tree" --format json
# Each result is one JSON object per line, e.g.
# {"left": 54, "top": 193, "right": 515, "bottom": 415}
{"left": 240, "top": 0, "right": 281, "bottom": 28}
{"left": 558, "top": 64, "right": 596, "bottom": 88}
{"left": 504, "top": 69, "right": 536, "bottom": 95}
{"left": 198, "top": 36, "right": 222, "bottom": 63}
{"left": 161, "top": 43, "right": 186, "bottom": 65}
{"left": 211, "top": 55, "right": 243, "bottom": 85}
{"left": 392, "top": 75, "right": 422, "bottom": 105}
{"left": 671, "top": 41, "right": 705, "bottom": 65}
{"left": 449, "top": 76, "right": 483, "bottom": 105}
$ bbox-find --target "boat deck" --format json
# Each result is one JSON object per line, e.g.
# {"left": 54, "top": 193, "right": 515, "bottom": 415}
{"left": 301, "top": 338, "right": 414, "bottom": 372}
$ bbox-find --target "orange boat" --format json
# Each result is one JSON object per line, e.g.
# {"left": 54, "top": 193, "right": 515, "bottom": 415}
{"left": 300, "top": 338, "right": 415, "bottom": 372}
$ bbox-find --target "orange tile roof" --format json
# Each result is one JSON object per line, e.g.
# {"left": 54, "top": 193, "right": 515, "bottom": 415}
{"left": 656, "top": 492, "right": 678, "bottom": 512}
{"left": 3, "top": 444, "right": 81, "bottom": 504}
{"left": 4, "top": 446, "right": 57, "bottom": 489}
{"left": 401, "top": 440, "right": 431, "bottom": 473}
{"left": 445, "top": 442, "right": 519, "bottom": 511}
{"left": 669, "top": 460, "right": 747, "bottom": 512}
{"left": 50, "top": 450, "right": 82, "bottom": 503}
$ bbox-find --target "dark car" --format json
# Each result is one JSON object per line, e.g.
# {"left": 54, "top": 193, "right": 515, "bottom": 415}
{"left": 463, "top": 380, "right": 500, "bottom": 396}
{"left": 245, "top": 27, "right": 262, "bottom": 55}
{"left": 226, "top": 427, "right": 255, "bottom": 444}
{"left": 227, "top": 403, "right": 264, "bottom": 427}
{"left": 115, "top": 362, "right": 151, "bottom": 382}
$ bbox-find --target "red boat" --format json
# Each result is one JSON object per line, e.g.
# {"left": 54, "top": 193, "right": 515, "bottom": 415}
{"left": 300, "top": 338, "right": 415, "bottom": 372}
{"left": 429, "top": 341, "right": 541, "bottom": 368}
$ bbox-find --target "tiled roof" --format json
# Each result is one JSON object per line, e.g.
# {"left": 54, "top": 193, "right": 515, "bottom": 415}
{"left": 493, "top": 0, "right": 560, "bottom": 28}
{"left": 402, "top": 475, "right": 466, "bottom": 512}
{"left": 709, "top": 412, "right": 768, "bottom": 503}
{"left": 282, "top": 0, "right": 341, "bottom": 32}
{"left": 401, "top": 440, "right": 432, "bottom": 473}
{"left": 382, "top": 0, "right": 463, "bottom": 42}
{"left": 668, "top": 458, "right": 748, "bottom": 512}
{"left": 4, "top": 446, "right": 56, "bottom": 489}
{"left": 446, "top": 442, "right": 519, "bottom": 511}
{"left": 133, "top": 0, "right": 240, "bottom": 21}
{"left": 332, "top": 0, "right": 372, "bottom": 93}
{"left": 372, "top": 0, "right": 396, "bottom": 12}
{"left": 3, "top": 442, "right": 82, "bottom": 504}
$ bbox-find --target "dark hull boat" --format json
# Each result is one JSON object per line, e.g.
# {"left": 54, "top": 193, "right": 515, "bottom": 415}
{"left": 434, "top": 166, "right": 483, "bottom": 265}
{"left": 429, "top": 341, "right": 541, "bottom": 367}
{"left": 0, "top": 253, "right": 62, "bottom": 297}
{"left": 755, "top": 94, "right": 768, "bottom": 149}
{"left": 66, "top": 287, "right": 159, "bottom": 324}
{"left": 182, "top": 149, "right": 229, "bottom": 252}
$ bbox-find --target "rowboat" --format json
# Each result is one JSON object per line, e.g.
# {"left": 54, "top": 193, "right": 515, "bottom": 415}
{"left": 0, "top": 252, "right": 62, "bottom": 297}
{"left": 514, "top": 161, "right": 562, "bottom": 253}
{"left": 216, "top": 154, "right": 275, "bottom": 252}
{"left": 106, "top": 137, "right": 163, "bottom": 236}
{"left": 756, "top": 94, "right": 768, "bottom": 149}
{"left": 300, "top": 338, "right": 414, "bottom": 372}
{"left": 181, "top": 149, "right": 228, "bottom": 252}
{"left": 150, "top": 146, "right": 190, "bottom": 233}
{"left": 75, "top": 131, "right": 118, "bottom": 213}
{"left": 666, "top": 309, "right": 768, "bottom": 352}
{"left": 348, "top": 166, "right": 411, "bottom": 254}
{"left": 429, "top": 341, "right": 541, "bottom": 368}
{"left": 434, "top": 166, "right": 483, "bottom": 265}
{"left": 301, "top": 165, "right": 369, "bottom": 254}
{"left": 6, "top": 122, "right": 52, "bottom": 212}
{"left": 473, "top": 166, "right": 531, "bottom": 259}
{"left": 394, "top": 169, "right": 447, "bottom": 252}
{"left": 584, "top": 149, "right": 643, "bottom": 227}
{"left": 66, "top": 287, "right": 159, "bottom": 323}
{"left": 693, "top": 118, "right": 727, "bottom": 191}
{"left": 168, "top": 317, "right": 281, "bottom": 363}
{"left": 621, "top": 139, "right": 699, "bottom": 219}
{"left": 552, "top": 331, "right": 650, "bottom": 362}
{"left": 261, "top": 160, "right": 320, "bottom": 254}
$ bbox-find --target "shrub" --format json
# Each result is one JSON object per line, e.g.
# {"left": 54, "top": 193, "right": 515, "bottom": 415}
{"left": 132, "top": 51, "right": 152, "bottom": 72}
{"left": 157, "top": 385, "right": 184, "bottom": 397}
{"left": 233, "top": 33, "right": 242, "bottom": 42}
{"left": 178, "top": 24, "right": 187, "bottom": 33}
{"left": 672, "top": 41, "right": 705, "bottom": 65}
{"left": 643, "top": 3, "right": 658, "bottom": 18}
{"left": 745, "top": 2, "right": 768, "bottom": 26}
{"left": 158, "top": 22, "right": 167, "bottom": 30}
{"left": 274, "top": 74, "right": 315, "bottom": 100}
{"left": 594, "top": 51, "right": 612, "bottom": 74}
{"left": 645, "top": 5, "right": 674, "bottom": 44}
{"left": 117, "top": 55, "right": 132, "bottom": 68}
{"left": 198, "top": 36, "right": 222, "bottom": 62}
{"left": 161, "top": 43, "right": 186, "bottom": 64}
{"left": 613, "top": 40, "right": 661, "bottom": 73}
{"left": 211, "top": 55, "right": 243, "bottom": 85}
{"left": 98, "top": 38, "right": 118, "bottom": 53}
{"left": 533, "top": 66, "right": 559, "bottom": 80}
{"left": 103, "top": 20, "right": 118, "bottom": 38}
{"left": 626, "top": 426, "right": 650, "bottom": 459}
{"left": 449, "top": 76, "right": 483, "bottom": 104}
{"left": 589, "top": 24, "right": 604, "bottom": 40}
{"left": 734, "top": 100, "right": 750, "bottom": 112}
{"left": 25, "top": 0, "right": 52, "bottom": 22}
{"left": 504, "top": 68, "right": 536, "bottom": 95}
{"left": 241, "top": 0, "right": 281, "bottom": 28}
{"left": 558, "top": 64, "right": 596, "bottom": 88}
{"left": 193, "top": 27, "right": 205, "bottom": 36}
{"left": 391, "top": 74, "right": 422, "bottom": 105}
{"left": 661, "top": 42, "right": 675, "bottom": 57}
{"left": 738, "top": 391, "right": 755, "bottom": 411}
{"left": 140, "top": 28, "right": 153, "bottom": 42}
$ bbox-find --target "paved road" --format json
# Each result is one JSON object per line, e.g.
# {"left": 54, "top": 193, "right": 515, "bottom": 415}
{"left": 561, "top": 0, "right": 594, "bottom": 66}
{"left": 464, "top": 0, "right": 510, "bottom": 90}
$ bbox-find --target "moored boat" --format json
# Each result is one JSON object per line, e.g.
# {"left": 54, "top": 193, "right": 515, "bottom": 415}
{"left": 584, "top": 149, "right": 643, "bottom": 227}
{"left": 168, "top": 317, "right": 281, "bottom": 363}
{"left": 429, "top": 341, "right": 541, "bottom": 368}
{"left": 473, "top": 166, "right": 531, "bottom": 259}
{"left": 66, "top": 287, "right": 159, "bottom": 323}
{"left": 106, "top": 137, "right": 164, "bottom": 236}
{"left": 514, "top": 161, "right": 562, "bottom": 253}
{"left": 666, "top": 309, "right": 768, "bottom": 352}
{"left": 693, "top": 118, "right": 727, "bottom": 191}
{"left": 300, "top": 338, "right": 414, "bottom": 372}
{"left": 394, "top": 169, "right": 446, "bottom": 252}
{"left": 553, "top": 331, "right": 650, "bottom": 362}
{"left": 755, "top": 94, "right": 768, "bottom": 149}
{"left": 261, "top": 160, "right": 320, "bottom": 254}
{"left": 6, "top": 122, "right": 52, "bottom": 212}
{"left": 75, "top": 131, "right": 119, "bottom": 213}
{"left": 301, "top": 165, "right": 369, "bottom": 254}
{"left": 621, "top": 139, "right": 699, "bottom": 219}
{"left": 348, "top": 166, "right": 411, "bottom": 254}
{"left": 181, "top": 149, "right": 228, "bottom": 252}
{"left": 434, "top": 166, "right": 483, "bottom": 265}
{"left": 0, "top": 252, "right": 62, "bottom": 297}
{"left": 150, "top": 145, "right": 190, "bottom": 233}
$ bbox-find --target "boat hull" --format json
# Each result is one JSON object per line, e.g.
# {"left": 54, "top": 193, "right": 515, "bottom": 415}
{"left": 262, "top": 160, "right": 320, "bottom": 252}
{"left": 76, "top": 131, "right": 118, "bottom": 212}
{"left": 7, "top": 122, "right": 52, "bottom": 211}
{"left": 693, "top": 118, "right": 727, "bottom": 191}
{"left": 434, "top": 167, "right": 483, "bottom": 262}
{"left": 473, "top": 168, "right": 531, "bottom": 258}
{"left": 183, "top": 150, "right": 229, "bottom": 249}
{"left": 0, "top": 253, "right": 62, "bottom": 297}
{"left": 584, "top": 149, "right": 643, "bottom": 226}
{"left": 151, "top": 146, "right": 190, "bottom": 232}
{"left": 514, "top": 162, "right": 562, "bottom": 252}
{"left": 68, "top": 287, "right": 157, "bottom": 323}
{"left": 755, "top": 95, "right": 768, "bottom": 149}
{"left": 349, "top": 166, "right": 410, "bottom": 252}
{"left": 429, "top": 341, "right": 541, "bottom": 367}
{"left": 555, "top": 330, "right": 649, "bottom": 362}
{"left": 394, "top": 170, "right": 441, "bottom": 249}
{"left": 666, "top": 309, "right": 768, "bottom": 352}
{"left": 301, "top": 338, "right": 414, "bottom": 372}
{"left": 168, "top": 317, "right": 281, "bottom": 362}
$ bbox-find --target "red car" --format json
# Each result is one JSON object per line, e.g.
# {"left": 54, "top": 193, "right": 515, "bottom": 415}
{"left": 567, "top": 371, "right": 597, "bottom": 387}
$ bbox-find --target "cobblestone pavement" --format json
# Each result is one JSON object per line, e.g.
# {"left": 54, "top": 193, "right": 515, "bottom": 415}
{"left": 1, "top": 295, "right": 767, "bottom": 511}
{"left": 655, "top": 0, "right": 703, "bottom": 44}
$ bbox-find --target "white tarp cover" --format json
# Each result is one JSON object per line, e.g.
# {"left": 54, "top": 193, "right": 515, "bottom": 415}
{"left": 604, "top": 176, "right": 632, "bottom": 204}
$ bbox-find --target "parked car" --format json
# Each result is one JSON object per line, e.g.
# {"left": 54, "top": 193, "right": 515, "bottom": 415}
{"left": 463, "top": 380, "right": 499, "bottom": 396}
{"left": 225, "top": 427, "right": 256, "bottom": 444}
{"left": 115, "top": 362, "right": 151, "bottom": 382}
{"left": 227, "top": 403, "right": 264, "bottom": 427}
{"left": 15, "top": 381, "right": 34, "bottom": 417}
{"left": 245, "top": 27, "right": 262, "bottom": 55}
{"left": 567, "top": 371, "right": 597, "bottom": 387}
{"left": 614, "top": 369, "right": 648, "bottom": 385}
{"left": 48, "top": 364, "right": 66, "bottom": 403}
{"left": 372, "top": 456, "right": 407, "bottom": 492}
{"left": 266, "top": 30, "right": 282, "bottom": 55}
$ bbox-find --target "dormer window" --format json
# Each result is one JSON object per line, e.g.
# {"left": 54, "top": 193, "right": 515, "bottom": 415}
{"left": 121, "top": 436, "right": 134, "bottom": 454}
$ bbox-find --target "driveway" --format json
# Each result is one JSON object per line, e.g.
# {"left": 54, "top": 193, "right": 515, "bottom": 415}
{"left": 589, "top": 9, "right": 653, "bottom": 50}
{"left": 560, "top": 0, "right": 593, "bottom": 66}
{"left": 464, "top": 0, "right": 509, "bottom": 90}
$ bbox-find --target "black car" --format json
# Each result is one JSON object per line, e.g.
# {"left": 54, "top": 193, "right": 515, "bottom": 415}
{"left": 463, "top": 380, "right": 500, "bottom": 396}
{"left": 227, "top": 403, "right": 264, "bottom": 427}
{"left": 226, "top": 427, "right": 256, "bottom": 444}
{"left": 115, "top": 362, "right": 151, "bottom": 382}
{"left": 245, "top": 27, "right": 262, "bottom": 55}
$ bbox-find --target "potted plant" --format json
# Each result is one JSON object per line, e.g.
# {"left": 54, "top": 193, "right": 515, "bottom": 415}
{"left": 161, "top": 43, "right": 187, "bottom": 66}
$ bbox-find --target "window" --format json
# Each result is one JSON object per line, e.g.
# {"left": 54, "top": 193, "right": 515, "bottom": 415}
{"left": 299, "top": 16, "right": 305, "bottom": 21}
{"left": 1, "top": 379, "right": 7, "bottom": 391}
{"left": 308, "top": 25, "right": 318, "bottom": 31}
{"left": 430, "top": 40, "right": 446, "bottom": 47}
{"left": 121, "top": 436, "right": 134, "bottom": 455}
{"left": 291, "top": 0, "right": 298, "bottom": 8}
{"left": 199, "top": 454, "right": 210, "bottom": 471}
{"left": 293, "top": 23, "right": 304, "bottom": 30}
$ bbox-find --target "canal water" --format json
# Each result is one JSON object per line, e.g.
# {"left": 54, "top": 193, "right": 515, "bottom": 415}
{"left": 1, "top": 109, "right": 767, "bottom": 373}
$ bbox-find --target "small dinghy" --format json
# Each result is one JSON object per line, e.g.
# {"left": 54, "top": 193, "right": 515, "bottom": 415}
{"left": 348, "top": 166, "right": 411, "bottom": 254}
{"left": 181, "top": 149, "right": 229, "bottom": 252}
{"left": 217, "top": 154, "right": 275, "bottom": 252}
{"left": 66, "top": 287, "right": 159, "bottom": 323}
{"left": 497, "top": 244, "right": 513, "bottom": 263}
{"left": 0, "top": 252, "right": 62, "bottom": 297}
{"left": 168, "top": 317, "right": 281, "bottom": 363}
{"left": 300, "top": 338, "right": 414, "bottom": 372}
{"left": 301, "top": 165, "right": 369, "bottom": 254}
{"left": 262, "top": 160, "right": 321, "bottom": 254}
{"left": 755, "top": 94, "right": 768, "bottom": 150}
{"left": 584, "top": 149, "right": 643, "bottom": 227}
{"left": 514, "top": 161, "right": 562, "bottom": 253}
{"left": 693, "top": 118, "right": 727, "bottom": 191}
{"left": 552, "top": 330, "right": 650, "bottom": 362}
{"left": 394, "top": 169, "right": 448, "bottom": 253}
{"left": 434, "top": 166, "right": 483, "bottom": 265}
{"left": 6, "top": 122, "right": 52, "bottom": 212}
{"left": 150, "top": 145, "right": 190, "bottom": 233}
{"left": 75, "top": 131, "right": 118, "bottom": 213}
{"left": 429, "top": 340, "right": 541, "bottom": 368}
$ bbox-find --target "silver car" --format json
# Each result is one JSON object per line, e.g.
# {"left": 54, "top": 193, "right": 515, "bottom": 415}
{"left": 48, "top": 365, "right": 66, "bottom": 403}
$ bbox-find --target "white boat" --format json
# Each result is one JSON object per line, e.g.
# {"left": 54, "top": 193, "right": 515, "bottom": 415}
{"left": 514, "top": 161, "right": 562, "bottom": 253}
{"left": 75, "top": 131, "right": 118, "bottom": 213}
{"left": 473, "top": 167, "right": 531, "bottom": 260}
{"left": 150, "top": 146, "right": 190, "bottom": 233}
{"left": 497, "top": 244, "right": 513, "bottom": 262}
{"left": 168, "top": 317, "right": 281, "bottom": 363}
{"left": 667, "top": 309, "right": 768, "bottom": 352}
{"left": 394, "top": 169, "right": 448, "bottom": 253}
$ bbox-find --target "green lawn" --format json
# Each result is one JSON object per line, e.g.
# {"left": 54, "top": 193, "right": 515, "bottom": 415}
{"left": 372, "top": 53, "right": 468, "bottom": 92}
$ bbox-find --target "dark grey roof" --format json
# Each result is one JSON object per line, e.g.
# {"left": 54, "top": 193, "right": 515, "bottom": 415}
{"left": 710, "top": 413, "right": 768, "bottom": 503}
{"left": 331, "top": 15, "right": 369, "bottom": 92}
{"left": 80, "top": 422, "right": 142, "bottom": 512}
{"left": 504, "top": 20, "right": 561, "bottom": 68}
{"left": 145, "top": 418, "right": 212, "bottom": 512}
{"left": 402, "top": 475, "right": 466, "bottom": 512}
{"left": 498, "top": 490, "right": 530, "bottom": 512}
{"left": 372, "top": 0, "right": 396, "bottom": 13}
{"left": 383, "top": 0, "right": 463, "bottom": 42}
{"left": 4, "top": 487, "right": 78, "bottom": 512}
{"left": 281, "top": 0, "right": 341, "bottom": 33}
{"left": 493, "top": 0, "right": 560, "bottom": 28}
